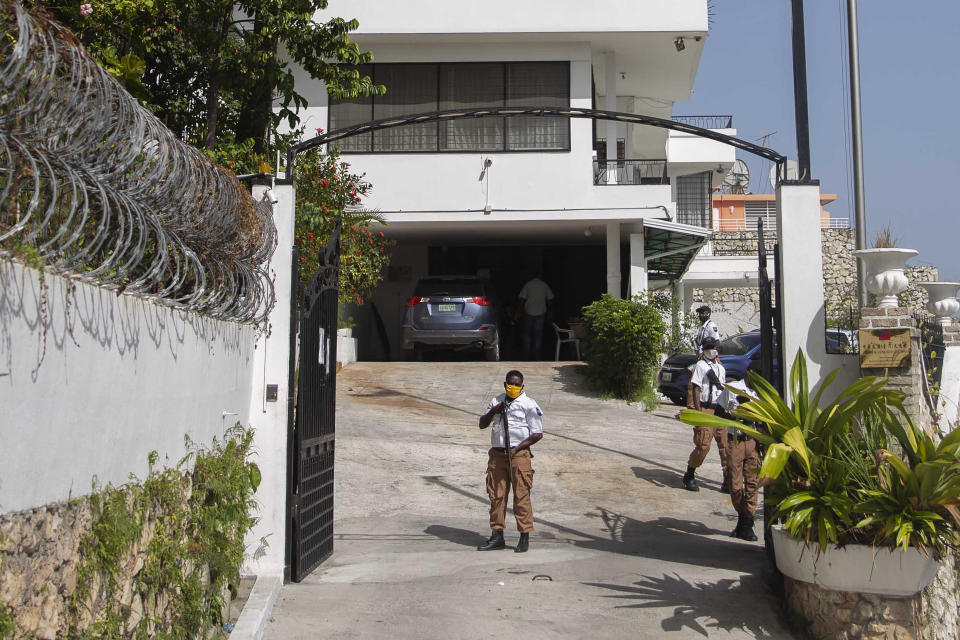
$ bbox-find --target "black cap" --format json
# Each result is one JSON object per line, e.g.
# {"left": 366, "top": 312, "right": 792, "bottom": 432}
{"left": 696, "top": 305, "right": 711, "bottom": 314}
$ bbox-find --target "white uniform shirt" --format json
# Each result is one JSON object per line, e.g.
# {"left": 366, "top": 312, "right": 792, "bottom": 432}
{"left": 690, "top": 359, "right": 726, "bottom": 405}
{"left": 485, "top": 392, "right": 543, "bottom": 448}
{"left": 518, "top": 278, "right": 555, "bottom": 316}
{"left": 694, "top": 319, "right": 720, "bottom": 353}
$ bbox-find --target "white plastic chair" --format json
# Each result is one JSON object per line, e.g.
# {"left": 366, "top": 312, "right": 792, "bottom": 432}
{"left": 553, "top": 323, "right": 581, "bottom": 361}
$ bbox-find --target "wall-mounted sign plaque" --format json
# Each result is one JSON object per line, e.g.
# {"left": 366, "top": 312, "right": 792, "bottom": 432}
{"left": 859, "top": 328, "right": 911, "bottom": 368}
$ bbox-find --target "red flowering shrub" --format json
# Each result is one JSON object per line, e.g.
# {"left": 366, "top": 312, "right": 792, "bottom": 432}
{"left": 294, "top": 148, "right": 394, "bottom": 305}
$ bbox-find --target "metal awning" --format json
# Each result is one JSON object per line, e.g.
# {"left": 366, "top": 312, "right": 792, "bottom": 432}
{"left": 642, "top": 218, "right": 710, "bottom": 282}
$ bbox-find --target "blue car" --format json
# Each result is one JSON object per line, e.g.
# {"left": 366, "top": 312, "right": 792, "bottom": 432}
{"left": 657, "top": 331, "right": 777, "bottom": 406}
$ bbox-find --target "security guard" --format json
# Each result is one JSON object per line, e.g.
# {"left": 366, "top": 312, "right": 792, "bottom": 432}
{"left": 692, "top": 305, "right": 720, "bottom": 354}
{"left": 682, "top": 338, "right": 729, "bottom": 492}
{"left": 477, "top": 370, "right": 543, "bottom": 553}
{"left": 716, "top": 375, "right": 761, "bottom": 541}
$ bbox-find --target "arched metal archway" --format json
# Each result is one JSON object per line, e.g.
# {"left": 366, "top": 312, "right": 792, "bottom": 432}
{"left": 283, "top": 106, "right": 787, "bottom": 179}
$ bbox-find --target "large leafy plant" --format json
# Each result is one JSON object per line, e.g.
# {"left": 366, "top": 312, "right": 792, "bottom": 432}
{"left": 680, "top": 350, "right": 960, "bottom": 556}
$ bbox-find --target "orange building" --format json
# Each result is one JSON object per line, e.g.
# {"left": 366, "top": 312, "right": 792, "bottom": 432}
{"left": 711, "top": 193, "right": 843, "bottom": 231}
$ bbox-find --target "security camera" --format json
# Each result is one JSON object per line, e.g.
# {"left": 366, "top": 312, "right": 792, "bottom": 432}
{"left": 264, "top": 188, "right": 279, "bottom": 205}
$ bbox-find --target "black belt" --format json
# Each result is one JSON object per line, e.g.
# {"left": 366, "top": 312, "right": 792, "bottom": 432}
{"left": 492, "top": 447, "right": 507, "bottom": 452}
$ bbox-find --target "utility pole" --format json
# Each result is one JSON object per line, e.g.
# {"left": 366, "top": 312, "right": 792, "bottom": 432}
{"left": 847, "top": 0, "right": 869, "bottom": 305}
{"left": 790, "top": 0, "right": 813, "bottom": 183}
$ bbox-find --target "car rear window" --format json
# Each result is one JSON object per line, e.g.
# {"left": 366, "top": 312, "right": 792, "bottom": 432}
{"left": 718, "top": 333, "right": 761, "bottom": 356}
{"left": 413, "top": 278, "right": 486, "bottom": 297}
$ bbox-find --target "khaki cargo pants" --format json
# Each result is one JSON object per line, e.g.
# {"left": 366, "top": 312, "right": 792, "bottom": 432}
{"left": 687, "top": 423, "right": 728, "bottom": 478}
{"left": 486, "top": 448, "right": 534, "bottom": 533}
{"left": 728, "top": 436, "right": 760, "bottom": 516}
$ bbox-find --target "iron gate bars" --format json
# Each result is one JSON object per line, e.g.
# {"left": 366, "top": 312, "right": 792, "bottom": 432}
{"left": 290, "top": 221, "right": 341, "bottom": 581}
{"left": 0, "top": 1, "right": 276, "bottom": 323}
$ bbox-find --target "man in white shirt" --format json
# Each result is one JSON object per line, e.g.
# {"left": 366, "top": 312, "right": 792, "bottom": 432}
{"left": 692, "top": 305, "right": 720, "bottom": 354}
{"left": 717, "top": 375, "right": 761, "bottom": 541}
{"left": 682, "top": 338, "right": 729, "bottom": 492}
{"left": 477, "top": 370, "right": 544, "bottom": 553}
{"left": 517, "top": 273, "right": 554, "bottom": 360}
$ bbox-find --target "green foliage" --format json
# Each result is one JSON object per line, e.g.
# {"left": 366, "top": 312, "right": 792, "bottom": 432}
{"left": 679, "top": 350, "right": 960, "bottom": 557}
{"left": 294, "top": 147, "right": 393, "bottom": 305}
{"left": 0, "top": 603, "right": 13, "bottom": 640}
{"left": 33, "top": 0, "right": 384, "bottom": 150}
{"left": 67, "top": 425, "right": 262, "bottom": 638}
{"left": 580, "top": 294, "right": 666, "bottom": 401}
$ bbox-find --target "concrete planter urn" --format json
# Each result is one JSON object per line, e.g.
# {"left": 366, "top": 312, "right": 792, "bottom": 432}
{"left": 337, "top": 328, "right": 353, "bottom": 338}
{"left": 852, "top": 248, "right": 918, "bottom": 309}
{"left": 771, "top": 526, "right": 939, "bottom": 597}
{"left": 917, "top": 282, "right": 960, "bottom": 326}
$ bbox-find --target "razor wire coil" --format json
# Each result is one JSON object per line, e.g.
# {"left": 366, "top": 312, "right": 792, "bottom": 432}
{"left": 0, "top": 0, "right": 276, "bottom": 323}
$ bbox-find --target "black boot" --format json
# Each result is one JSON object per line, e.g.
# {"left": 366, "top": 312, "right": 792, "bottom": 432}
{"left": 477, "top": 530, "right": 506, "bottom": 551}
{"left": 736, "top": 515, "right": 758, "bottom": 542}
{"left": 730, "top": 513, "right": 745, "bottom": 537}
{"left": 514, "top": 532, "right": 529, "bottom": 553}
{"left": 682, "top": 466, "right": 699, "bottom": 492}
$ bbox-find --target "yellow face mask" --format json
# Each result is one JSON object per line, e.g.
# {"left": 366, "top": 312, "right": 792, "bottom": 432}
{"left": 504, "top": 384, "right": 524, "bottom": 400}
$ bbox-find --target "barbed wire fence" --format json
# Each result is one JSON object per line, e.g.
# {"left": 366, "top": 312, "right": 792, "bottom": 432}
{"left": 0, "top": 0, "right": 277, "bottom": 323}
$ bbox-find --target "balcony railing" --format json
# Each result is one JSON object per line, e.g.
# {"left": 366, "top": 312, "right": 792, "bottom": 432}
{"left": 671, "top": 115, "right": 734, "bottom": 129}
{"left": 714, "top": 217, "right": 851, "bottom": 232}
{"left": 593, "top": 159, "right": 668, "bottom": 185}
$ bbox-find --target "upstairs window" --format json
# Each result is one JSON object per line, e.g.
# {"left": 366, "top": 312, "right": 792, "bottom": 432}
{"left": 329, "top": 62, "right": 570, "bottom": 153}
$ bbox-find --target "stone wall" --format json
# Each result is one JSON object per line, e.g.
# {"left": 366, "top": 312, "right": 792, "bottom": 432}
{"left": 784, "top": 577, "right": 921, "bottom": 639}
{"left": 697, "top": 229, "right": 938, "bottom": 318}
{"left": 859, "top": 308, "right": 932, "bottom": 430}
{"left": 0, "top": 480, "right": 235, "bottom": 638}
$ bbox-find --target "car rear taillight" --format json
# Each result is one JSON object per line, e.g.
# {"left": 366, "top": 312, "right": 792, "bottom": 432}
{"left": 405, "top": 297, "right": 424, "bottom": 307}
{"left": 472, "top": 296, "right": 491, "bottom": 306}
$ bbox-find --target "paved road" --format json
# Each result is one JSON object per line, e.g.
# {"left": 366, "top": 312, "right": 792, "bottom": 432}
{"left": 264, "top": 362, "right": 795, "bottom": 639}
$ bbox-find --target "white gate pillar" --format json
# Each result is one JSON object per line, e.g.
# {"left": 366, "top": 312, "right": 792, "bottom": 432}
{"left": 776, "top": 183, "right": 827, "bottom": 401}
{"left": 606, "top": 222, "right": 621, "bottom": 298}
{"left": 246, "top": 181, "right": 295, "bottom": 577}
{"left": 629, "top": 230, "right": 647, "bottom": 298}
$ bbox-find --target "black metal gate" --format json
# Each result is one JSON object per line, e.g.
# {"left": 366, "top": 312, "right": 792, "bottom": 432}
{"left": 289, "top": 223, "right": 341, "bottom": 582}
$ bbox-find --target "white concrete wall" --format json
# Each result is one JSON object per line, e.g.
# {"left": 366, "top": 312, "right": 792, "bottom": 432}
{"left": 941, "top": 346, "right": 960, "bottom": 429}
{"left": 666, "top": 128, "right": 737, "bottom": 178}
{"left": 286, "top": 42, "right": 681, "bottom": 216}
{"left": 0, "top": 260, "right": 256, "bottom": 513}
{"left": 245, "top": 184, "right": 295, "bottom": 577}
{"left": 313, "top": 0, "right": 708, "bottom": 34}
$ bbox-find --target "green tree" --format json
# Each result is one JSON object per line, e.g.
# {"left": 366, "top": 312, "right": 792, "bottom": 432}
{"left": 33, "top": 0, "right": 383, "bottom": 150}
{"left": 294, "top": 147, "right": 393, "bottom": 306}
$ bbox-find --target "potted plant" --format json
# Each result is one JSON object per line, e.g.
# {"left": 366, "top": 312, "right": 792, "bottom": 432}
{"left": 680, "top": 351, "right": 960, "bottom": 596}
{"left": 917, "top": 282, "right": 960, "bottom": 326}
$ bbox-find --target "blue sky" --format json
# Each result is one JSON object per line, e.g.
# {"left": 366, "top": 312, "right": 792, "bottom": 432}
{"left": 676, "top": 0, "right": 959, "bottom": 279}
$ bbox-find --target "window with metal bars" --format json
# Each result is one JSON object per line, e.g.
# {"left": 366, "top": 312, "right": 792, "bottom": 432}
{"left": 329, "top": 62, "right": 570, "bottom": 153}
{"left": 676, "top": 172, "right": 712, "bottom": 228}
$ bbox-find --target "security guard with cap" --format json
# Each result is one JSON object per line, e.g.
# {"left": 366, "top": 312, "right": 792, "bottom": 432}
{"left": 682, "top": 337, "right": 729, "bottom": 492}
{"left": 693, "top": 305, "right": 720, "bottom": 354}
{"left": 716, "top": 374, "right": 762, "bottom": 541}
{"left": 477, "top": 369, "right": 543, "bottom": 553}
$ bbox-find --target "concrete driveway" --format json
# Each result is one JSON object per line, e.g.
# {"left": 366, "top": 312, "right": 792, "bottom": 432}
{"left": 263, "top": 361, "right": 795, "bottom": 639}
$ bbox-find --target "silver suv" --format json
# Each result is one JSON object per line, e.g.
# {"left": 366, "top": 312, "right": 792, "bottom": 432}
{"left": 401, "top": 276, "right": 500, "bottom": 361}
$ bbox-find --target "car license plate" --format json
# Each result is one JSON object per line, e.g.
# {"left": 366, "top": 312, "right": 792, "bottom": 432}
{"left": 661, "top": 372, "right": 673, "bottom": 382}
{"left": 437, "top": 303, "right": 456, "bottom": 312}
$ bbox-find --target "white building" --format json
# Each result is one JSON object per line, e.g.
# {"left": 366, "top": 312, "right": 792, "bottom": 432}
{"left": 290, "top": 0, "right": 736, "bottom": 358}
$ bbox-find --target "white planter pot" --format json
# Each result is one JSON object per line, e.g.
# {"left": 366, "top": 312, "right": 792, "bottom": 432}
{"left": 917, "top": 282, "right": 960, "bottom": 326}
{"left": 336, "top": 335, "right": 357, "bottom": 367}
{"left": 771, "top": 526, "right": 939, "bottom": 597}
{"left": 852, "top": 248, "right": 918, "bottom": 309}
{"left": 337, "top": 328, "right": 353, "bottom": 338}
